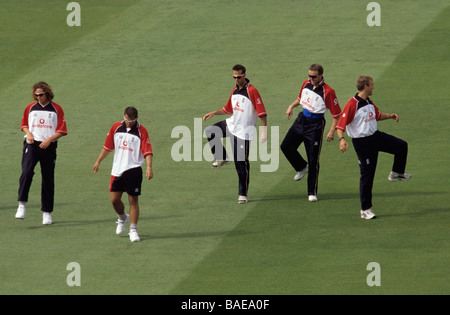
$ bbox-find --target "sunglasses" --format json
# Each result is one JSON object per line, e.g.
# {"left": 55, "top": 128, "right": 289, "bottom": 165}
{"left": 35, "top": 93, "right": 46, "bottom": 97}
{"left": 309, "top": 74, "right": 321, "bottom": 79}
{"left": 124, "top": 116, "right": 137, "bottom": 123}
{"left": 232, "top": 74, "right": 245, "bottom": 79}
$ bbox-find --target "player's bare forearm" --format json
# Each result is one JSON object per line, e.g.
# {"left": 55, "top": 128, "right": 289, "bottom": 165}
{"left": 202, "top": 109, "right": 226, "bottom": 121}
{"left": 379, "top": 113, "right": 399, "bottom": 122}
{"left": 259, "top": 115, "right": 267, "bottom": 143}
{"left": 145, "top": 154, "right": 153, "bottom": 180}
{"left": 286, "top": 99, "right": 300, "bottom": 119}
{"left": 336, "top": 129, "right": 348, "bottom": 153}
{"left": 327, "top": 117, "right": 339, "bottom": 141}
{"left": 93, "top": 149, "right": 110, "bottom": 172}
{"left": 40, "top": 133, "right": 64, "bottom": 149}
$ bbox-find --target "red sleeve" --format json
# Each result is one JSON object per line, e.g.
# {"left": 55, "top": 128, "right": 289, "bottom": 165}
{"left": 336, "top": 98, "right": 356, "bottom": 131}
{"left": 297, "top": 79, "right": 309, "bottom": 101}
{"left": 21, "top": 103, "right": 34, "bottom": 130}
{"left": 139, "top": 126, "right": 153, "bottom": 157}
{"left": 53, "top": 103, "right": 68, "bottom": 135}
{"left": 103, "top": 122, "right": 121, "bottom": 151}
{"left": 324, "top": 86, "right": 342, "bottom": 118}
{"left": 222, "top": 88, "right": 236, "bottom": 115}
{"left": 248, "top": 85, "right": 267, "bottom": 117}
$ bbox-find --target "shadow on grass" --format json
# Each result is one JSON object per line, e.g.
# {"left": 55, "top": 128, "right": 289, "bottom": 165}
{"left": 25, "top": 214, "right": 183, "bottom": 230}
{"left": 251, "top": 190, "right": 448, "bottom": 202}
{"left": 139, "top": 229, "right": 251, "bottom": 242}
{"left": 380, "top": 207, "right": 450, "bottom": 218}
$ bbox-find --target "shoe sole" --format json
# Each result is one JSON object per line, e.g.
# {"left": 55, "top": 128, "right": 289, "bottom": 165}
{"left": 294, "top": 166, "right": 308, "bottom": 181}
{"left": 361, "top": 214, "right": 376, "bottom": 219}
{"left": 388, "top": 174, "right": 411, "bottom": 181}
{"left": 388, "top": 177, "right": 410, "bottom": 182}
{"left": 212, "top": 161, "right": 231, "bottom": 168}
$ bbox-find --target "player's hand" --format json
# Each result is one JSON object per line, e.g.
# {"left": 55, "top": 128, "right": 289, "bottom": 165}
{"left": 92, "top": 162, "right": 100, "bottom": 173}
{"left": 260, "top": 126, "right": 267, "bottom": 143}
{"left": 326, "top": 130, "right": 335, "bottom": 142}
{"left": 339, "top": 140, "right": 349, "bottom": 153}
{"left": 203, "top": 112, "right": 214, "bottom": 121}
{"left": 39, "top": 139, "right": 51, "bottom": 149}
{"left": 146, "top": 167, "right": 153, "bottom": 180}
{"left": 392, "top": 113, "right": 399, "bottom": 122}
{"left": 286, "top": 107, "right": 293, "bottom": 120}
{"left": 26, "top": 135, "right": 34, "bottom": 144}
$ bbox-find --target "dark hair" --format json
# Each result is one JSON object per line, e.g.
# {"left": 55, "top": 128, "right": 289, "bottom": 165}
{"left": 32, "top": 81, "right": 54, "bottom": 101}
{"left": 232, "top": 64, "right": 246, "bottom": 74}
{"left": 124, "top": 106, "right": 138, "bottom": 119}
{"left": 309, "top": 64, "right": 324, "bottom": 75}
{"left": 356, "top": 76, "right": 373, "bottom": 91}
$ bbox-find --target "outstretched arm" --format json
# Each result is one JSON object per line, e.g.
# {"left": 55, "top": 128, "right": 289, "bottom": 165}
{"left": 379, "top": 113, "right": 399, "bottom": 122}
{"left": 203, "top": 109, "right": 227, "bottom": 121}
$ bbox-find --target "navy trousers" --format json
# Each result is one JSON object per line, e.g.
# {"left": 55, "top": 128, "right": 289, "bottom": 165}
{"left": 280, "top": 113, "right": 325, "bottom": 196}
{"left": 18, "top": 141, "right": 57, "bottom": 213}
{"left": 352, "top": 131, "right": 408, "bottom": 210}
{"left": 205, "top": 120, "right": 250, "bottom": 197}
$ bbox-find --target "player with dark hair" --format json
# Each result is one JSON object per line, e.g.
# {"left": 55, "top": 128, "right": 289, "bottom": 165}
{"left": 203, "top": 64, "right": 267, "bottom": 204}
{"left": 280, "top": 64, "right": 341, "bottom": 202}
{"left": 16, "top": 81, "right": 68, "bottom": 225}
{"left": 336, "top": 75, "right": 411, "bottom": 219}
{"left": 93, "top": 107, "right": 153, "bottom": 242}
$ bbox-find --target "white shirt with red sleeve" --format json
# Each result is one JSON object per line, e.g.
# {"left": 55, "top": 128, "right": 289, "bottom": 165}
{"left": 298, "top": 79, "right": 341, "bottom": 117}
{"left": 336, "top": 94, "right": 382, "bottom": 138}
{"left": 103, "top": 121, "right": 153, "bottom": 177}
{"left": 222, "top": 80, "right": 267, "bottom": 140}
{"left": 21, "top": 102, "right": 68, "bottom": 142}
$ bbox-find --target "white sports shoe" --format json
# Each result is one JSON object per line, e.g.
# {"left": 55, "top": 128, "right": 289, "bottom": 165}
{"left": 42, "top": 212, "right": 53, "bottom": 225}
{"left": 388, "top": 171, "right": 411, "bottom": 182}
{"left": 15, "top": 205, "right": 26, "bottom": 219}
{"left": 116, "top": 214, "right": 129, "bottom": 235}
{"left": 212, "top": 160, "right": 231, "bottom": 168}
{"left": 294, "top": 165, "right": 308, "bottom": 181}
{"left": 360, "top": 209, "right": 376, "bottom": 219}
{"left": 129, "top": 230, "right": 140, "bottom": 242}
{"left": 238, "top": 195, "right": 248, "bottom": 204}
{"left": 308, "top": 195, "right": 318, "bottom": 202}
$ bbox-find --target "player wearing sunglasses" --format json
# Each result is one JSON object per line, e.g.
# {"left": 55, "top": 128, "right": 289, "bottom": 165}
{"left": 16, "top": 81, "right": 68, "bottom": 224}
{"left": 280, "top": 64, "right": 341, "bottom": 202}
{"left": 203, "top": 64, "right": 267, "bottom": 204}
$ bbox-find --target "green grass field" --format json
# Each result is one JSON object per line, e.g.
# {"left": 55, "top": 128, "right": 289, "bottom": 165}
{"left": 0, "top": 0, "right": 449, "bottom": 296}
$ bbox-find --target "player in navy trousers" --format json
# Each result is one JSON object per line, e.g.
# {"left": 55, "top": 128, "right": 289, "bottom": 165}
{"left": 336, "top": 75, "right": 411, "bottom": 219}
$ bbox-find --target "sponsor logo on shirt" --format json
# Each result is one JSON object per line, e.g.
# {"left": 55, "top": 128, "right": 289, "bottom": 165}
{"left": 364, "top": 111, "right": 376, "bottom": 123}
{"left": 32, "top": 118, "right": 53, "bottom": 129}
{"left": 118, "top": 140, "right": 134, "bottom": 152}
{"left": 233, "top": 101, "right": 244, "bottom": 112}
